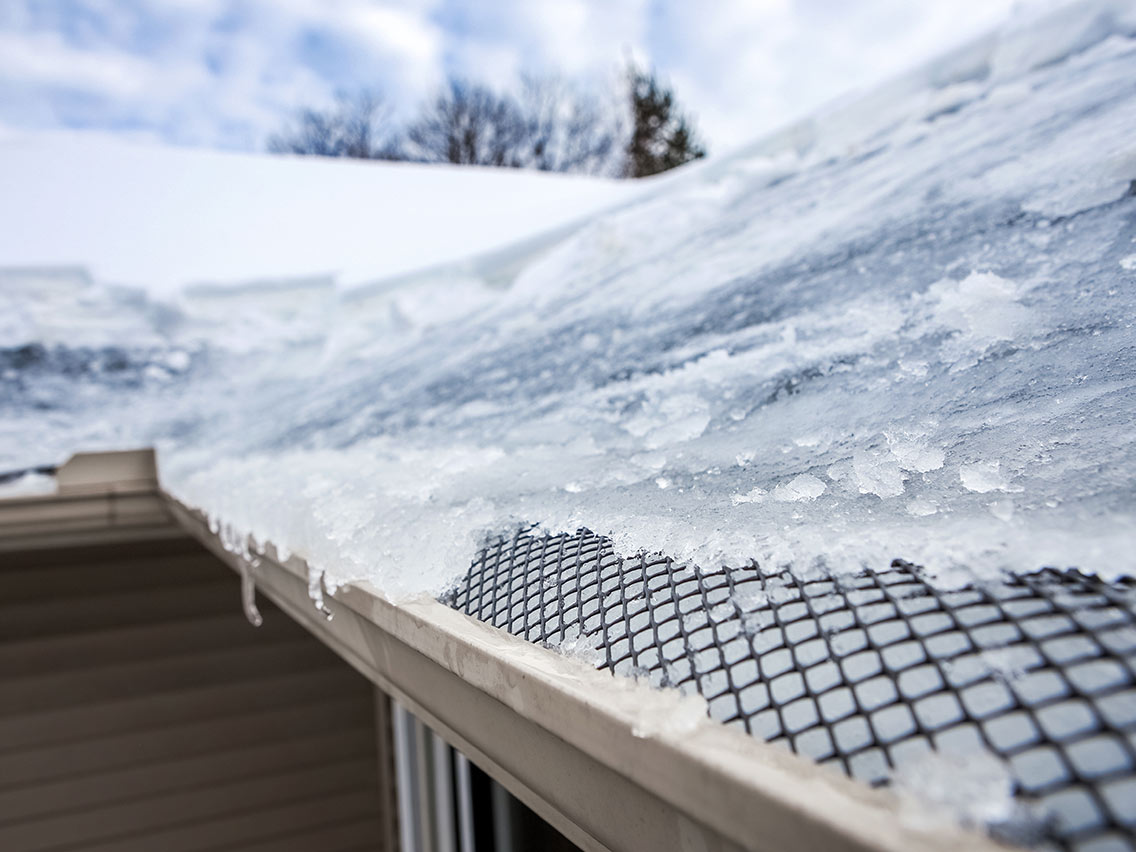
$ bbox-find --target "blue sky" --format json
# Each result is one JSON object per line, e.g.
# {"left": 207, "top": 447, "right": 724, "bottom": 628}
{"left": 0, "top": 0, "right": 1026, "bottom": 154}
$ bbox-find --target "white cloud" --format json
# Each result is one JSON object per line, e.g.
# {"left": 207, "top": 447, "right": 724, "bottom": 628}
{"left": 647, "top": 0, "right": 1025, "bottom": 149}
{"left": 0, "top": 30, "right": 158, "bottom": 97}
{"left": 346, "top": 3, "right": 440, "bottom": 65}
{"left": 0, "top": 0, "right": 1033, "bottom": 152}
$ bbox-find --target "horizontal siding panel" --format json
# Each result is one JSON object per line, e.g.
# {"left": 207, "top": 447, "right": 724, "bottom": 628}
{"left": 0, "top": 580, "right": 237, "bottom": 640}
{"left": 0, "top": 695, "right": 373, "bottom": 787}
{"left": 0, "top": 667, "right": 364, "bottom": 752}
{"left": 217, "top": 816, "right": 384, "bottom": 852}
{"left": 0, "top": 533, "right": 382, "bottom": 850}
{"left": 0, "top": 637, "right": 337, "bottom": 715}
{"left": 71, "top": 790, "right": 381, "bottom": 852}
{"left": 2, "top": 553, "right": 236, "bottom": 601}
{"left": 0, "top": 610, "right": 306, "bottom": 678}
{"left": 0, "top": 758, "right": 377, "bottom": 852}
{"left": 0, "top": 536, "right": 204, "bottom": 570}
{"left": 0, "top": 727, "right": 373, "bottom": 823}
{"left": 0, "top": 523, "right": 187, "bottom": 558}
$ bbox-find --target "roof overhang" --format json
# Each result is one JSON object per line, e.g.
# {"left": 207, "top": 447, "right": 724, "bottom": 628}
{"left": 0, "top": 449, "right": 1007, "bottom": 852}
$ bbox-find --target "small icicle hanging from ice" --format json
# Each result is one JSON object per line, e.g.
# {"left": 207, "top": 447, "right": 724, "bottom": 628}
{"left": 307, "top": 564, "right": 335, "bottom": 621}
{"left": 217, "top": 520, "right": 248, "bottom": 559}
{"left": 238, "top": 557, "right": 264, "bottom": 627}
{"left": 215, "top": 519, "right": 264, "bottom": 626}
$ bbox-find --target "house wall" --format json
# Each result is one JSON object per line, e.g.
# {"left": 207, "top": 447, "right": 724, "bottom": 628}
{"left": 0, "top": 535, "right": 386, "bottom": 852}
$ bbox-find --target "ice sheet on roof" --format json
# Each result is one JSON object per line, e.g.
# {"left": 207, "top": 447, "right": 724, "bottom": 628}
{"left": 1, "top": 0, "right": 1135, "bottom": 598}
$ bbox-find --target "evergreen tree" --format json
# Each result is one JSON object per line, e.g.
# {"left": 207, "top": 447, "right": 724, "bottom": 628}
{"left": 624, "top": 64, "right": 706, "bottom": 178}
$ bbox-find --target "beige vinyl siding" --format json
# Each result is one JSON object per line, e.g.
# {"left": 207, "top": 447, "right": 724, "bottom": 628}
{"left": 0, "top": 537, "right": 383, "bottom": 852}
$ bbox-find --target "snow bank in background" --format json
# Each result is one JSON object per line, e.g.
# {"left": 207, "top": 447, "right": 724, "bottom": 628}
{"left": 2, "top": 0, "right": 1135, "bottom": 598}
{"left": 0, "top": 130, "right": 634, "bottom": 294}
{"left": 0, "top": 471, "right": 56, "bottom": 498}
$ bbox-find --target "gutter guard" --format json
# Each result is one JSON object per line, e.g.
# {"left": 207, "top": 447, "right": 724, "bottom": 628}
{"left": 161, "top": 511, "right": 1004, "bottom": 851}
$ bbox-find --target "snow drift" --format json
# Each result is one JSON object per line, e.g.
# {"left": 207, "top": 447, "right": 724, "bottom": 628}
{"left": 0, "top": 129, "right": 635, "bottom": 294}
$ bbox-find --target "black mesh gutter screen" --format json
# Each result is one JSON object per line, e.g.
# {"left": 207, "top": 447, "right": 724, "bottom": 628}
{"left": 444, "top": 529, "right": 1136, "bottom": 851}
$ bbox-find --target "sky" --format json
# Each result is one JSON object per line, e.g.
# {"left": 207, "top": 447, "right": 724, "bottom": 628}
{"left": 0, "top": 0, "right": 1032, "bottom": 156}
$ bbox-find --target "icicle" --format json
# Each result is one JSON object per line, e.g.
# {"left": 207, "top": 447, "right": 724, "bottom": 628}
{"left": 239, "top": 557, "right": 264, "bottom": 627}
{"left": 214, "top": 520, "right": 262, "bottom": 626}
{"left": 307, "top": 564, "right": 335, "bottom": 621}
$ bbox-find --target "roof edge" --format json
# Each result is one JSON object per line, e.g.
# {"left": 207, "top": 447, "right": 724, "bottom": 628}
{"left": 163, "top": 489, "right": 1009, "bottom": 852}
{"left": 0, "top": 450, "right": 1013, "bottom": 852}
{"left": 56, "top": 449, "right": 158, "bottom": 495}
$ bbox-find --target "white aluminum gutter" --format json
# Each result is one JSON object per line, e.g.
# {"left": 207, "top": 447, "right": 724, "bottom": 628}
{"left": 1, "top": 451, "right": 1010, "bottom": 852}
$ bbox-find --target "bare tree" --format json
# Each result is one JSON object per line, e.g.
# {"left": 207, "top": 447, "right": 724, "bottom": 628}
{"left": 515, "top": 74, "right": 624, "bottom": 176}
{"left": 268, "top": 91, "right": 396, "bottom": 159}
{"left": 400, "top": 76, "right": 625, "bottom": 175}
{"left": 266, "top": 68, "right": 692, "bottom": 179}
{"left": 401, "top": 80, "right": 527, "bottom": 167}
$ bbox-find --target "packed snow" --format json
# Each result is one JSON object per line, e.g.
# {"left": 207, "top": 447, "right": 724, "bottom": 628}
{"left": 2, "top": 0, "right": 1135, "bottom": 600}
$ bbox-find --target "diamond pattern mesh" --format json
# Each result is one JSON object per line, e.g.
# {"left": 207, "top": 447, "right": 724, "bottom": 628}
{"left": 444, "top": 528, "right": 1136, "bottom": 851}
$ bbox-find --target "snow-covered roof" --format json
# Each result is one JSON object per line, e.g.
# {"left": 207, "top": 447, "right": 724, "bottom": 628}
{"left": 1, "top": 0, "right": 1134, "bottom": 603}
{"left": 0, "top": 129, "right": 636, "bottom": 294}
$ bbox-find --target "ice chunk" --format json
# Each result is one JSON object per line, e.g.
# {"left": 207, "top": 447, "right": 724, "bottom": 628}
{"left": 989, "top": 499, "right": 1015, "bottom": 523}
{"left": 731, "top": 488, "right": 766, "bottom": 505}
{"left": 623, "top": 393, "right": 712, "bottom": 450}
{"left": 979, "top": 646, "right": 1034, "bottom": 682}
{"left": 772, "top": 473, "right": 826, "bottom": 502}
{"left": 959, "top": 462, "right": 1018, "bottom": 494}
{"left": 554, "top": 629, "right": 603, "bottom": 668}
{"left": 892, "top": 750, "right": 1017, "bottom": 830}
{"left": 852, "top": 449, "right": 906, "bottom": 499}
{"left": 630, "top": 689, "right": 709, "bottom": 738}
{"left": 732, "top": 586, "right": 770, "bottom": 613}
{"left": 885, "top": 430, "right": 945, "bottom": 474}
{"left": 925, "top": 272, "right": 1033, "bottom": 369}
{"left": 906, "top": 498, "right": 939, "bottom": 517}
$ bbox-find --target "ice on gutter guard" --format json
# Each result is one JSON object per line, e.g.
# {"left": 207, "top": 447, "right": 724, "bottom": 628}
{"left": 1, "top": 0, "right": 1135, "bottom": 599}
{"left": 446, "top": 526, "right": 1136, "bottom": 849}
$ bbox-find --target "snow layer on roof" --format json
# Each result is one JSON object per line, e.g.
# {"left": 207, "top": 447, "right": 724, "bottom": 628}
{"left": 0, "top": 129, "right": 635, "bottom": 294}
{"left": 2, "top": 0, "right": 1135, "bottom": 599}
